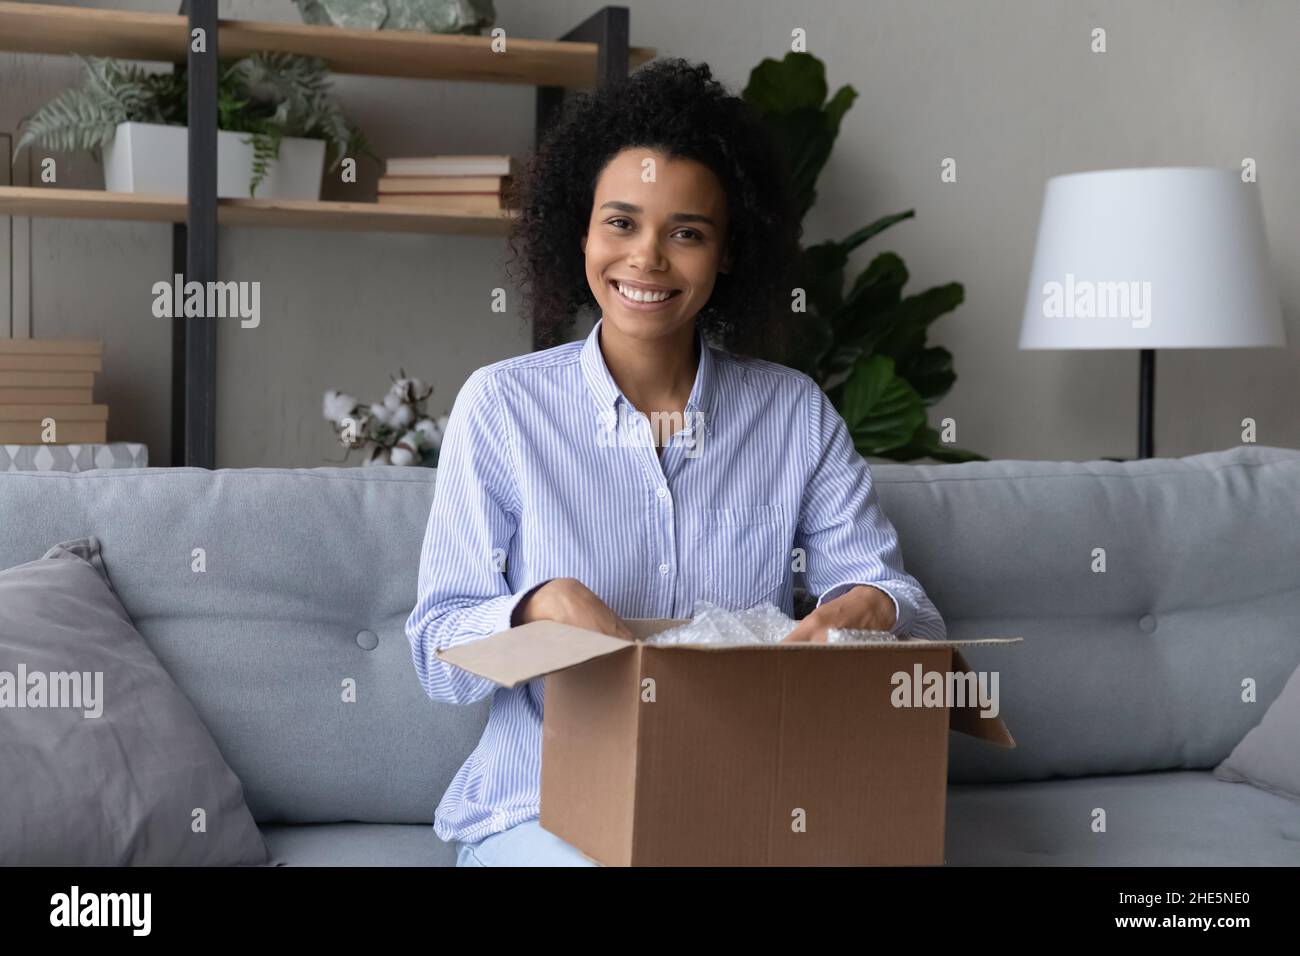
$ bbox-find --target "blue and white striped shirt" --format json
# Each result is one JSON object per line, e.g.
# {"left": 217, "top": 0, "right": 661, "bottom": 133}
{"left": 405, "top": 317, "right": 947, "bottom": 845}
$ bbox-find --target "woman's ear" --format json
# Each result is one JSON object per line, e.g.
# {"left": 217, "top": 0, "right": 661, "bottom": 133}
{"left": 580, "top": 231, "right": 587, "bottom": 254}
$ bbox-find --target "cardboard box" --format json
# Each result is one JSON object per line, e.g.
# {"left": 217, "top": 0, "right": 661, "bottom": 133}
{"left": 438, "top": 618, "right": 1020, "bottom": 866}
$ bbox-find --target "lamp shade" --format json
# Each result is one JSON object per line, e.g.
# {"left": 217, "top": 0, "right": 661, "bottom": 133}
{"left": 1019, "top": 167, "right": 1286, "bottom": 349}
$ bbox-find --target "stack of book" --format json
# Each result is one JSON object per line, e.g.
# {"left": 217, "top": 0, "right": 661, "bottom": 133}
{"left": 377, "top": 155, "right": 521, "bottom": 212}
{"left": 0, "top": 339, "right": 107, "bottom": 444}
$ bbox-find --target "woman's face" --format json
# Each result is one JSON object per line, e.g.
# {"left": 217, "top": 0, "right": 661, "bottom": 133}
{"left": 582, "top": 147, "right": 731, "bottom": 344}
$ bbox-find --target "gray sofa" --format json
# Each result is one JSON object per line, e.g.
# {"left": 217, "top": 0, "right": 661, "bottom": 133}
{"left": 3, "top": 444, "right": 1297, "bottom": 866}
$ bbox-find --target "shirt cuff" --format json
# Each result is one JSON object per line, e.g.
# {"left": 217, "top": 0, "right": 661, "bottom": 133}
{"left": 498, "top": 579, "right": 555, "bottom": 632}
{"left": 817, "top": 580, "right": 915, "bottom": 637}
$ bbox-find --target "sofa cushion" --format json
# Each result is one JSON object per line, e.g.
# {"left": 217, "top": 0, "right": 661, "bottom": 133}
{"left": 945, "top": 769, "right": 1300, "bottom": 866}
{"left": 1213, "top": 660, "right": 1300, "bottom": 802}
{"left": 871, "top": 446, "right": 1300, "bottom": 783}
{"left": 0, "top": 466, "right": 485, "bottom": 826}
{"left": 0, "top": 537, "right": 269, "bottom": 865}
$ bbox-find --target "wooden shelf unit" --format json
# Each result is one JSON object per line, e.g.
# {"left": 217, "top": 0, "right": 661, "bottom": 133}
{"left": 0, "top": 2, "right": 646, "bottom": 467}
{"left": 0, "top": 2, "right": 654, "bottom": 87}
{"left": 0, "top": 187, "right": 516, "bottom": 235}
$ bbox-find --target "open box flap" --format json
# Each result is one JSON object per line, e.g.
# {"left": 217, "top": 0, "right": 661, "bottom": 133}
{"left": 435, "top": 620, "right": 632, "bottom": 688}
{"left": 947, "top": 647, "right": 1016, "bottom": 748}
{"left": 893, "top": 637, "right": 1023, "bottom": 649}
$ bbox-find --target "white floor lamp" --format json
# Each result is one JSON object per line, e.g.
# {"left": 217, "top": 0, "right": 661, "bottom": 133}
{"left": 1019, "top": 167, "right": 1287, "bottom": 459}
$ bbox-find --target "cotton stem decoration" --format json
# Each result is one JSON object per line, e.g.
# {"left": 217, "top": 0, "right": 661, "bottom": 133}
{"left": 323, "top": 370, "right": 448, "bottom": 466}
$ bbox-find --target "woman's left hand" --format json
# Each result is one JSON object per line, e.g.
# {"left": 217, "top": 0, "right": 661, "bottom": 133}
{"left": 781, "top": 585, "right": 897, "bottom": 643}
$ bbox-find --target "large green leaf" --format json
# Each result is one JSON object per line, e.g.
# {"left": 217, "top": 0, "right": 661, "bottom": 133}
{"left": 838, "top": 210, "right": 914, "bottom": 255}
{"left": 743, "top": 52, "right": 828, "bottom": 114}
{"left": 840, "top": 355, "right": 927, "bottom": 456}
{"left": 759, "top": 107, "right": 835, "bottom": 218}
{"left": 797, "top": 213, "right": 913, "bottom": 321}
{"left": 820, "top": 345, "right": 862, "bottom": 392}
{"left": 863, "top": 282, "right": 964, "bottom": 358}
{"left": 894, "top": 346, "right": 956, "bottom": 405}
{"left": 833, "top": 252, "right": 909, "bottom": 341}
{"left": 822, "top": 83, "right": 857, "bottom": 138}
{"left": 743, "top": 54, "right": 860, "bottom": 219}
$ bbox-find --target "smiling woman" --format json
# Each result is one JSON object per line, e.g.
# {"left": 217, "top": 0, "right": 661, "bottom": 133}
{"left": 505, "top": 58, "right": 800, "bottom": 353}
{"left": 405, "top": 57, "right": 948, "bottom": 867}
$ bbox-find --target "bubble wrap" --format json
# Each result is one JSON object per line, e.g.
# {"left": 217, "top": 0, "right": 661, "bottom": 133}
{"left": 643, "top": 601, "right": 904, "bottom": 646}
{"left": 825, "top": 628, "right": 899, "bottom": 644}
{"left": 646, "top": 601, "right": 797, "bottom": 645}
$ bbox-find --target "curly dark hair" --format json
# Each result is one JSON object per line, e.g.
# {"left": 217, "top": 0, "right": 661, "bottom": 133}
{"left": 505, "top": 58, "right": 802, "bottom": 353}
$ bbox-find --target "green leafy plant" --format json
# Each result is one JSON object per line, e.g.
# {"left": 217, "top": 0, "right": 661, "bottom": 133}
{"left": 16, "top": 54, "right": 371, "bottom": 196}
{"left": 742, "top": 52, "right": 984, "bottom": 463}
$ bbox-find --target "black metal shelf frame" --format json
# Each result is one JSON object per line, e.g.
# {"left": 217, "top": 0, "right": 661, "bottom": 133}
{"left": 169, "top": 3, "right": 632, "bottom": 467}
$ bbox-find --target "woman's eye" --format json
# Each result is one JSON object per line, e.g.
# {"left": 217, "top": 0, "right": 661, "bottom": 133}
{"left": 603, "top": 219, "right": 702, "bottom": 241}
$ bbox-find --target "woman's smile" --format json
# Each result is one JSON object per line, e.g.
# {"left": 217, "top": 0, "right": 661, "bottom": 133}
{"left": 608, "top": 278, "right": 684, "bottom": 311}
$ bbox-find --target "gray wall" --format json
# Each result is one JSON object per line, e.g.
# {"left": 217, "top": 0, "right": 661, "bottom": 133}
{"left": 2, "top": 0, "right": 1297, "bottom": 466}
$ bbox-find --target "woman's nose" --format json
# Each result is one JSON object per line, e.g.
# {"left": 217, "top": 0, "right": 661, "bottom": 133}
{"left": 626, "top": 234, "right": 666, "bottom": 270}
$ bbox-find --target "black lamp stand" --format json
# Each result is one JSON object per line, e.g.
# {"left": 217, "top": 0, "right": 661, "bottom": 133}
{"left": 1137, "top": 349, "right": 1156, "bottom": 459}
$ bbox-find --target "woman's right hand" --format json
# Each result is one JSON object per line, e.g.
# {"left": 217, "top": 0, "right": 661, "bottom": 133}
{"left": 512, "top": 577, "right": 636, "bottom": 641}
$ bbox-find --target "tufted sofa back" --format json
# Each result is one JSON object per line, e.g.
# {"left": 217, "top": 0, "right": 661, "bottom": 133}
{"left": 2, "top": 445, "right": 1296, "bottom": 821}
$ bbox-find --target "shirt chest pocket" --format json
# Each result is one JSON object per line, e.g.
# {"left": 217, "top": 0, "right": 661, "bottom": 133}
{"left": 695, "top": 505, "right": 786, "bottom": 610}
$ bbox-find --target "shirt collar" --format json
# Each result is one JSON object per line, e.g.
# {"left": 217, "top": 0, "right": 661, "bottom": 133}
{"left": 580, "top": 317, "right": 717, "bottom": 430}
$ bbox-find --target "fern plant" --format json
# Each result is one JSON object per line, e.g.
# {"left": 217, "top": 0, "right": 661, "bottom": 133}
{"left": 16, "top": 54, "right": 370, "bottom": 196}
{"left": 13, "top": 59, "right": 183, "bottom": 155}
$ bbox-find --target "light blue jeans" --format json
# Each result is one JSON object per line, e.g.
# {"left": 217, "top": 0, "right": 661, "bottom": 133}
{"left": 455, "top": 819, "right": 600, "bottom": 867}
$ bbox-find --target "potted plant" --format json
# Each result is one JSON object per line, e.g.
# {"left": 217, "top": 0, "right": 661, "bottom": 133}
{"left": 15, "top": 54, "right": 368, "bottom": 200}
{"left": 293, "top": 0, "right": 496, "bottom": 34}
{"left": 740, "top": 52, "right": 985, "bottom": 463}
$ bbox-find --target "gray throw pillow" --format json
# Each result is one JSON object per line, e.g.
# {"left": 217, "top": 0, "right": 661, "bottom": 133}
{"left": 1213, "top": 661, "right": 1300, "bottom": 803}
{"left": 0, "top": 537, "right": 270, "bottom": 865}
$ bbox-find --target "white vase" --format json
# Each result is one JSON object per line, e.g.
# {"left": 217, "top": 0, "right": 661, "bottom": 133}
{"left": 101, "top": 121, "right": 326, "bottom": 200}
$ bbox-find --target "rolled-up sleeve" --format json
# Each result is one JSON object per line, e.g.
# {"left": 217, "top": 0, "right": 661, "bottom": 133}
{"left": 404, "top": 367, "right": 544, "bottom": 704}
{"left": 795, "top": 379, "right": 947, "bottom": 640}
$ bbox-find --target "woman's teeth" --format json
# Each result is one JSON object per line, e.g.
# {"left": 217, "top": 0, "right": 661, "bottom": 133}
{"left": 615, "top": 281, "right": 677, "bottom": 303}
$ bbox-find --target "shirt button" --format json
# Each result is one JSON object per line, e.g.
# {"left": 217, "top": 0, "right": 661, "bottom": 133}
{"left": 658, "top": 563, "right": 669, "bottom": 575}
{"left": 656, "top": 486, "right": 667, "bottom": 499}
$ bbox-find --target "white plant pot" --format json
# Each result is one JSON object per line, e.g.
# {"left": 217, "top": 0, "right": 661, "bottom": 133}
{"left": 102, "top": 121, "right": 326, "bottom": 200}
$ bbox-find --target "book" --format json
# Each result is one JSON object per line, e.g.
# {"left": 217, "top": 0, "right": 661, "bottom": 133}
{"left": 0, "top": 354, "right": 103, "bottom": 372}
{"left": 0, "top": 388, "right": 94, "bottom": 404}
{"left": 0, "top": 371, "right": 94, "bottom": 387}
{"left": 378, "top": 175, "right": 510, "bottom": 194}
{"left": 0, "top": 421, "right": 107, "bottom": 443}
{"left": 0, "top": 403, "right": 108, "bottom": 422}
{"left": 0, "top": 339, "right": 102, "bottom": 355}
{"left": 385, "top": 155, "right": 520, "bottom": 178}
{"left": 377, "top": 194, "right": 509, "bottom": 212}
